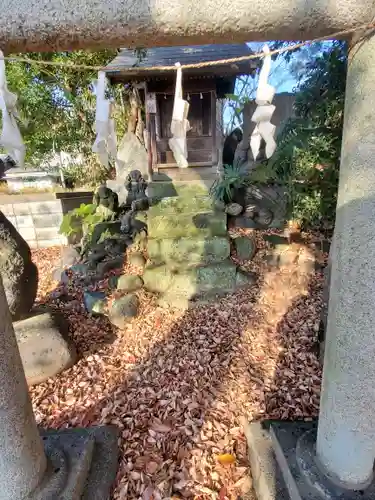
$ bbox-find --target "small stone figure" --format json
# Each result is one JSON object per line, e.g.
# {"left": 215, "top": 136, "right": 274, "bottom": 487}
{"left": 120, "top": 211, "right": 132, "bottom": 234}
{"left": 244, "top": 184, "right": 286, "bottom": 229}
{"left": 256, "top": 207, "right": 273, "bottom": 226}
{"left": 120, "top": 210, "right": 147, "bottom": 238}
{"left": 125, "top": 169, "right": 148, "bottom": 207}
{"left": 131, "top": 198, "right": 149, "bottom": 212}
{"left": 223, "top": 128, "right": 243, "bottom": 166}
{"left": 93, "top": 185, "right": 119, "bottom": 221}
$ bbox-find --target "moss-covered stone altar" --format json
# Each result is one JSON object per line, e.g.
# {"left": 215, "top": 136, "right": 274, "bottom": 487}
{"left": 144, "top": 187, "right": 252, "bottom": 309}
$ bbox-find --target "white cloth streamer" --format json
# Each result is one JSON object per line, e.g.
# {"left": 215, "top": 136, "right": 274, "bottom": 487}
{"left": 168, "top": 63, "right": 190, "bottom": 168}
{"left": 92, "top": 71, "right": 117, "bottom": 168}
{"left": 250, "top": 45, "right": 277, "bottom": 161}
{"left": 0, "top": 50, "right": 25, "bottom": 167}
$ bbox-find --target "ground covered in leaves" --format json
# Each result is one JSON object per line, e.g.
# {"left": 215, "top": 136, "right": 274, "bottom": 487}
{"left": 30, "top": 232, "right": 325, "bottom": 500}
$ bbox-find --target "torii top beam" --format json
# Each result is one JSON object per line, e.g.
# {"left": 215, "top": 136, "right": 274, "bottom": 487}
{"left": 1, "top": 0, "right": 375, "bottom": 53}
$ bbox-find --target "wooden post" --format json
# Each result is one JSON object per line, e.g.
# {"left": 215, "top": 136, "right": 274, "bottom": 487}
{"left": 211, "top": 90, "right": 218, "bottom": 166}
{"left": 150, "top": 115, "right": 158, "bottom": 170}
{"left": 128, "top": 88, "right": 138, "bottom": 134}
{"left": 144, "top": 83, "right": 154, "bottom": 180}
{"left": 146, "top": 118, "right": 153, "bottom": 180}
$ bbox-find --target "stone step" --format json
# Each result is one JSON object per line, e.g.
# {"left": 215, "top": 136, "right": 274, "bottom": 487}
{"left": 148, "top": 236, "right": 230, "bottom": 268}
{"left": 148, "top": 211, "right": 227, "bottom": 239}
{"left": 14, "top": 312, "right": 77, "bottom": 386}
{"left": 143, "top": 261, "right": 237, "bottom": 297}
{"left": 153, "top": 166, "right": 218, "bottom": 182}
{"left": 148, "top": 180, "right": 212, "bottom": 200}
{"left": 149, "top": 195, "right": 214, "bottom": 216}
{"left": 157, "top": 269, "right": 256, "bottom": 309}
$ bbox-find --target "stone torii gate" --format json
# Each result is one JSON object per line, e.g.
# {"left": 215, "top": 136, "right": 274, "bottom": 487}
{"left": 1, "top": 2, "right": 375, "bottom": 499}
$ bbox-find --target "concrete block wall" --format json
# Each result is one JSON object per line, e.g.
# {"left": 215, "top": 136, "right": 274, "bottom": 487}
{"left": 0, "top": 200, "right": 67, "bottom": 248}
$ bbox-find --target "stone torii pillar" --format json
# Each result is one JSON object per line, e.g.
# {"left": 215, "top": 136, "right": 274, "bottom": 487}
{"left": 316, "top": 30, "right": 375, "bottom": 490}
{"left": 0, "top": 272, "right": 119, "bottom": 499}
{"left": 0, "top": 275, "right": 47, "bottom": 499}
{"left": 247, "top": 30, "right": 375, "bottom": 500}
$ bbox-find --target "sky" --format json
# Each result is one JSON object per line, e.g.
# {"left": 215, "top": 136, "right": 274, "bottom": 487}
{"left": 223, "top": 42, "right": 298, "bottom": 129}
{"left": 247, "top": 42, "right": 302, "bottom": 94}
{"left": 223, "top": 40, "right": 335, "bottom": 130}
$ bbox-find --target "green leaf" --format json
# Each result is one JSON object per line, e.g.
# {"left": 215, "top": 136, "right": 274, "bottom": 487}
{"left": 225, "top": 93, "right": 240, "bottom": 102}
{"left": 74, "top": 203, "right": 96, "bottom": 216}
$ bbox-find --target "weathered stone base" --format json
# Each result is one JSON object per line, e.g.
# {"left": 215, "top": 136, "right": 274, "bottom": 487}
{"left": 14, "top": 312, "right": 77, "bottom": 386}
{"left": 143, "top": 261, "right": 238, "bottom": 296}
{"left": 147, "top": 236, "right": 230, "bottom": 267}
{"left": 244, "top": 421, "right": 289, "bottom": 500}
{"left": 146, "top": 189, "right": 255, "bottom": 309}
{"left": 148, "top": 180, "right": 212, "bottom": 201}
{"left": 31, "top": 426, "right": 119, "bottom": 499}
{"left": 245, "top": 421, "right": 375, "bottom": 500}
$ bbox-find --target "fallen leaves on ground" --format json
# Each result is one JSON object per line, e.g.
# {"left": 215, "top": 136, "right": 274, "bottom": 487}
{"left": 217, "top": 454, "right": 236, "bottom": 466}
{"left": 30, "top": 232, "right": 325, "bottom": 499}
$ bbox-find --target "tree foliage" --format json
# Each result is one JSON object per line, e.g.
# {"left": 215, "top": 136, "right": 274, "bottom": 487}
{"left": 4, "top": 50, "right": 132, "bottom": 185}
{"left": 258, "top": 41, "right": 347, "bottom": 228}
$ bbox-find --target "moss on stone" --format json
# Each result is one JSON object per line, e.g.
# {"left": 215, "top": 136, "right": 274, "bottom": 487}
{"left": 148, "top": 212, "right": 227, "bottom": 239}
{"left": 148, "top": 236, "right": 230, "bottom": 267}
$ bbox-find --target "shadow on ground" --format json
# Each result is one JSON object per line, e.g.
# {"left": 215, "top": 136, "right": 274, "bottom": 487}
{"left": 29, "top": 231, "right": 327, "bottom": 498}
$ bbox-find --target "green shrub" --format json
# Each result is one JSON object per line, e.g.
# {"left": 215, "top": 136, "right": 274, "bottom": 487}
{"left": 210, "top": 164, "right": 249, "bottom": 204}
{"left": 254, "top": 41, "right": 347, "bottom": 229}
{"left": 62, "top": 157, "right": 112, "bottom": 189}
{"left": 59, "top": 203, "right": 103, "bottom": 239}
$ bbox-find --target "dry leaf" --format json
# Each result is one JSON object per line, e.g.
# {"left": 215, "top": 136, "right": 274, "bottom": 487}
{"left": 219, "top": 485, "right": 229, "bottom": 499}
{"left": 217, "top": 453, "right": 236, "bottom": 466}
{"left": 30, "top": 235, "right": 324, "bottom": 500}
{"left": 146, "top": 461, "right": 159, "bottom": 474}
{"left": 234, "top": 475, "right": 253, "bottom": 494}
{"left": 174, "top": 479, "right": 188, "bottom": 490}
{"left": 142, "top": 485, "right": 162, "bottom": 500}
{"left": 151, "top": 422, "right": 172, "bottom": 433}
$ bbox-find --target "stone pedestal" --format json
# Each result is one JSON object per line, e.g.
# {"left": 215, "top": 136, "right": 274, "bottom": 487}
{"left": 0, "top": 274, "right": 119, "bottom": 499}
{"left": 246, "top": 421, "right": 375, "bottom": 500}
{"left": 0, "top": 274, "right": 47, "bottom": 499}
{"left": 144, "top": 190, "right": 252, "bottom": 308}
{"left": 246, "top": 32, "right": 375, "bottom": 500}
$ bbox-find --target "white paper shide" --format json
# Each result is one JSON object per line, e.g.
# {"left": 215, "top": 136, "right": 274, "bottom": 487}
{"left": 92, "top": 71, "right": 117, "bottom": 168}
{"left": 169, "top": 63, "right": 191, "bottom": 168}
{"left": 0, "top": 50, "right": 25, "bottom": 167}
{"left": 250, "top": 45, "right": 277, "bottom": 161}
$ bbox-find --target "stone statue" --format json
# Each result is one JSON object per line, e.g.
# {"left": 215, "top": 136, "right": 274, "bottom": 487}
{"left": 125, "top": 169, "right": 148, "bottom": 207}
{"left": 93, "top": 185, "right": 119, "bottom": 221}
{"left": 120, "top": 209, "right": 147, "bottom": 238}
{"left": 223, "top": 128, "right": 243, "bottom": 166}
{"left": 241, "top": 184, "right": 286, "bottom": 229}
